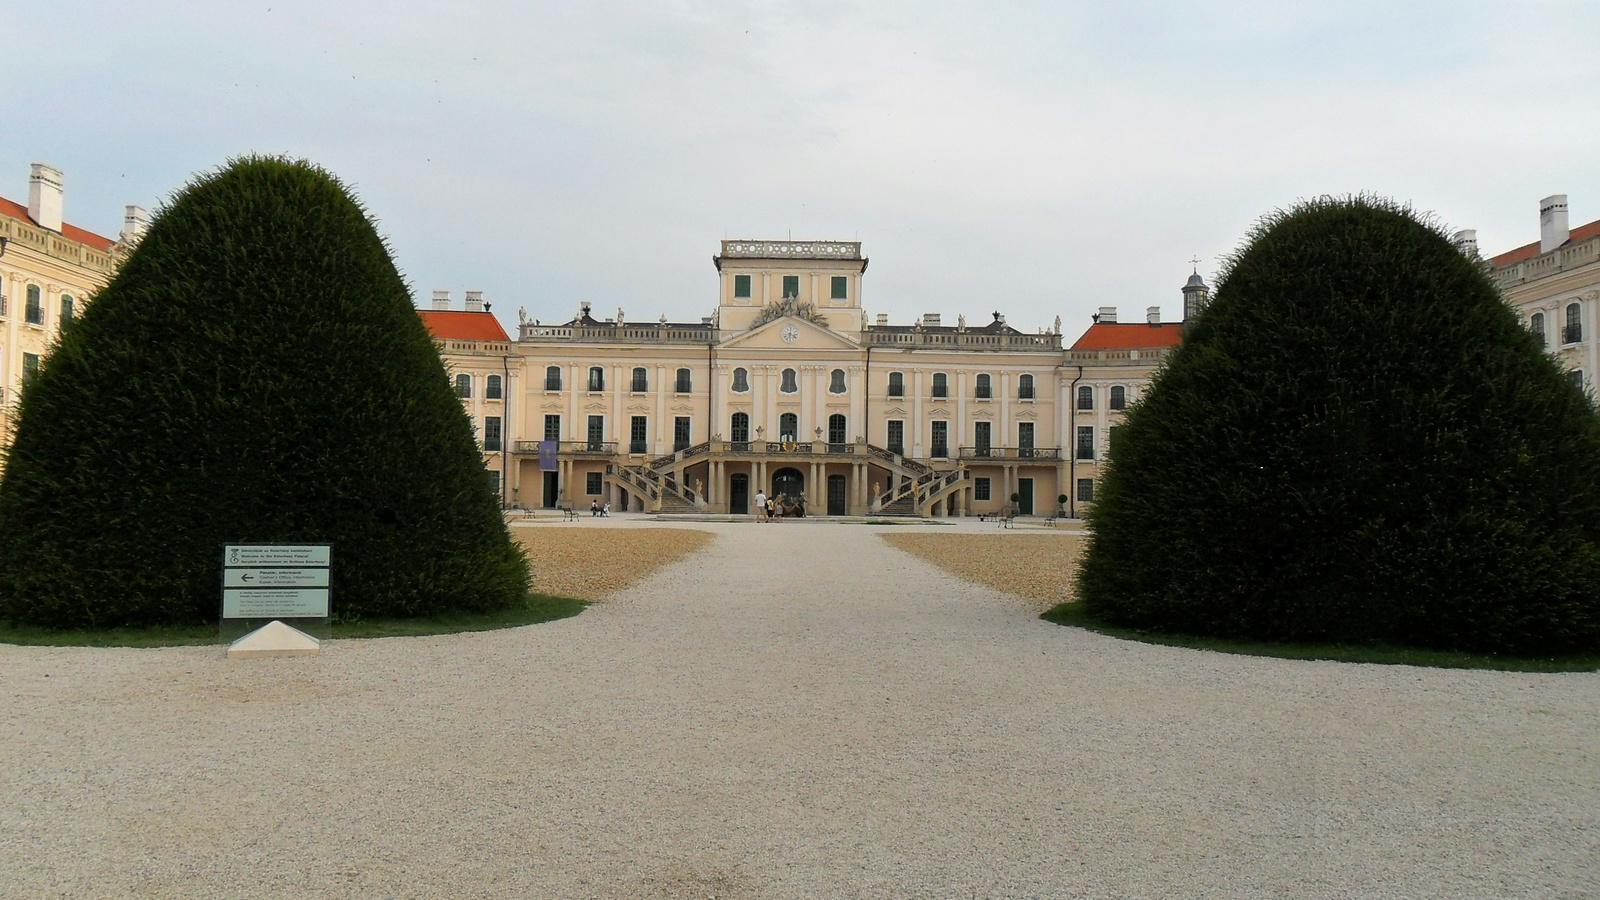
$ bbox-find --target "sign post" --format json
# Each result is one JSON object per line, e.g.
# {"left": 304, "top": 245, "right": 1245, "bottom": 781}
{"left": 221, "top": 544, "right": 332, "bottom": 657}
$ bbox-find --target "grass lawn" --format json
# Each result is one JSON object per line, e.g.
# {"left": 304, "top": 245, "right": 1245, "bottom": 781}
{"left": 0, "top": 593, "right": 586, "bottom": 648}
{"left": 1042, "top": 601, "right": 1600, "bottom": 673}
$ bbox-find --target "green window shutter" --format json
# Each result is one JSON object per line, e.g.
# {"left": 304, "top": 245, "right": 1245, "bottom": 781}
{"left": 831, "top": 276, "right": 847, "bottom": 300}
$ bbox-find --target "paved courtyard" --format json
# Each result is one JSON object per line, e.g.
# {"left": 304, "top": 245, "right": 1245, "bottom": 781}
{"left": 2, "top": 520, "right": 1596, "bottom": 899}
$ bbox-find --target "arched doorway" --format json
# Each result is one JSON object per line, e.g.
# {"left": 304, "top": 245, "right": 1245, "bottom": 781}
{"left": 771, "top": 467, "right": 804, "bottom": 508}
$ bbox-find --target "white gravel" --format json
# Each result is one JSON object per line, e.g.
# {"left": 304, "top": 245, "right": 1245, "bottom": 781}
{"left": 2, "top": 520, "right": 1597, "bottom": 899}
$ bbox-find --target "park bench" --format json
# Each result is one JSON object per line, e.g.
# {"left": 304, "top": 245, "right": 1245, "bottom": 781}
{"left": 559, "top": 505, "right": 579, "bottom": 522}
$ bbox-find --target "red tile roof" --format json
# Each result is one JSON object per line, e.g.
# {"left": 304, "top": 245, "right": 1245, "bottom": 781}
{"left": 1070, "top": 322, "right": 1185, "bottom": 351}
{"left": 418, "top": 309, "right": 510, "bottom": 342}
{"left": 1489, "top": 218, "right": 1600, "bottom": 267}
{"left": 0, "top": 194, "right": 116, "bottom": 251}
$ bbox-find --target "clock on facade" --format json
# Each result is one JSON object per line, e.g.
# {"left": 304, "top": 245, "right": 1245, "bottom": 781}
{"left": 781, "top": 325, "right": 800, "bottom": 343}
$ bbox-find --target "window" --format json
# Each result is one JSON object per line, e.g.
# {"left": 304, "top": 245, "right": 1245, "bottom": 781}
{"left": 60, "top": 295, "right": 74, "bottom": 323}
{"left": 829, "top": 368, "right": 846, "bottom": 393}
{"left": 544, "top": 414, "right": 561, "bottom": 441}
{"left": 931, "top": 421, "right": 949, "bottom": 458}
{"left": 734, "top": 274, "right": 752, "bottom": 298}
{"left": 587, "top": 415, "right": 605, "bottom": 449}
{"left": 674, "top": 416, "right": 691, "bottom": 452}
{"left": 483, "top": 416, "right": 502, "bottom": 451}
{"left": 732, "top": 367, "right": 749, "bottom": 392}
{"left": 586, "top": 472, "right": 602, "bottom": 495}
{"left": 782, "top": 275, "right": 800, "bottom": 298}
{"left": 485, "top": 374, "right": 502, "bottom": 399}
{"left": 731, "top": 412, "right": 750, "bottom": 442}
{"left": 975, "top": 373, "right": 992, "bottom": 399}
{"left": 22, "top": 352, "right": 40, "bottom": 381}
{"left": 1017, "top": 373, "right": 1034, "bottom": 399}
{"left": 831, "top": 276, "right": 847, "bottom": 300}
{"left": 1109, "top": 424, "right": 1122, "bottom": 452}
{"left": 675, "top": 368, "right": 692, "bottom": 393}
{"left": 0, "top": 275, "right": 5, "bottom": 316}
{"left": 1018, "top": 422, "right": 1034, "bottom": 454}
{"left": 25, "top": 285, "right": 42, "bottom": 325}
{"left": 887, "top": 420, "right": 904, "bottom": 455}
{"left": 780, "top": 368, "right": 798, "bottom": 393}
{"left": 1077, "top": 385, "right": 1094, "bottom": 410}
{"left": 1110, "top": 385, "right": 1126, "bottom": 410}
{"left": 932, "top": 372, "right": 948, "bottom": 399}
{"left": 1570, "top": 369, "right": 1586, "bottom": 392}
{"left": 489, "top": 470, "right": 502, "bottom": 499}
{"left": 630, "top": 416, "right": 648, "bottom": 454}
{"left": 1565, "top": 303, "right": 1583, "bottom": 344}
{"left": 888, "top": 371, "right": 904, "bottom": 397}
{"left": 973, "top": 421, "right": 992, "bottom": 455}
{"left": 828, "top": 413, "right": 847, "bottom": 445}
{"left": 1531, "top": 312, "right": 1547, "bottom": 349}
{"left": 1076, "top": 426, "right": 1095, "bottom": 460}
{"left": 780, "top": 412, "right": 798, "bottom": 441}
{"left": 545, "top": 365, "right": 562, "bottom": 391}
{"left": 454, "top": 373, "right": 472, "bottom": 398}
{"left": 631, "top": 367, "right": 648, "bottom": 392}
{"left": 1077, "top": 478, "right": 1095, "bottom": 502}
{"left": 974, "top": 477, "right": 991, "bottom": 501}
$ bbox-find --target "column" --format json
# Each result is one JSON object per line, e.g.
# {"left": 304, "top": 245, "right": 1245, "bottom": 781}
{"left": 912, "top": 369, "right": 924, "bottom": 457}
{"left": 956, "top": 370, "right": 967, "bottom": 450}
{"left": 800, "top": 367, "right": 814, "bottom": 442}
{"left": 1000, "top": 371, "right": 1011, "bottom": 448}
{"left": 655, "top": 364, "right": 667, "bottom": 455}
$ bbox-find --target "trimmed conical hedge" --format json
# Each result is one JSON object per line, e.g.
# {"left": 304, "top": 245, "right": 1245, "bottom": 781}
{"left": 1077, "top": 196, "right": 1600, "bottom": 655}
{"left": 0, "top": 157, "right": 529, "bottom": 628}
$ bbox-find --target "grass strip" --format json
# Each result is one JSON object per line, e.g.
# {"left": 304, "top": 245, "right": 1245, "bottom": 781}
{"left": 1041, "top": 602, "right": 1600, "bottom": 673}
{"left": 0, "top": 593, "right": 586, "bottom": 648}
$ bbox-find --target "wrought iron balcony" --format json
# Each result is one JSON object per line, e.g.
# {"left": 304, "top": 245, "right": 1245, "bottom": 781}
{"left": 514, "top": 440, "right": 617, "bottom": 456}
{"left": 959, "top": 447, "right": 1061, "bottom": 460}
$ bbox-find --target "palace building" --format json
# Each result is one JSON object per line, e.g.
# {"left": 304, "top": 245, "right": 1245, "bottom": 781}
{"left": 0, "top": 163, "right": 146, "bottom": 440}
{"left": 423, "top": 240, "right": 1194, "bottom": 517}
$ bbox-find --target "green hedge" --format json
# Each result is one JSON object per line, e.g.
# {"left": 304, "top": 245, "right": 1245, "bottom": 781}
{"left": 1077, "top": 196, "right": 1600, "bottom": 655}
{"left": 0, "top": 157, "right": 529, "bottom": 628}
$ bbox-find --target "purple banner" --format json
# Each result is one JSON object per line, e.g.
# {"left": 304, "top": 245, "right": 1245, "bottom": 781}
{"left": 538, "top": 440, "right": 558, "bottom": 471}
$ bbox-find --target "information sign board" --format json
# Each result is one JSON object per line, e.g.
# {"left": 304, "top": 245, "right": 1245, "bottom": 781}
{"left": 222, "top": 544, "right": 331, "bottom": 620}
{"left": 223, "top": 588, "right": 330, "bottom": 618}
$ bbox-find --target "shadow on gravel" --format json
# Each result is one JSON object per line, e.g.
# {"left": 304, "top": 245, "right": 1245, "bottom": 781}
{"left": 1042, "top": 601, "right": 1600, "bottom": 673}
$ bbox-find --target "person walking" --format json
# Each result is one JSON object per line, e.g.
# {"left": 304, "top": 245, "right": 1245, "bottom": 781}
{"left": 754, "top": 488, "right": 767, "bottom": 523}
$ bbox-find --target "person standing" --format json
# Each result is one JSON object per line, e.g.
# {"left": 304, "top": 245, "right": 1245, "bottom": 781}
{"left": 754, "top": 488, "right": 767, "bottom": 522}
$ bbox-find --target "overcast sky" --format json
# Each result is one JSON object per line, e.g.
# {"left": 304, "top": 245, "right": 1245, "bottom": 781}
{"left": 6, "top": 1, "right": 1598, "bottom": 338}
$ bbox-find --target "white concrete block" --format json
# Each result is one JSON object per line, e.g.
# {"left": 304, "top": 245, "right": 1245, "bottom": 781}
{"left": 227, "top": 620, "right": 322, "bottom": 659}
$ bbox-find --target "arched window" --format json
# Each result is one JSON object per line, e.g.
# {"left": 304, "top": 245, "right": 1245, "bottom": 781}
{"left": 780, "top": 368, "right": 798, "bottom": 393}
{"left": 732, "top": 367, "right": 749, "bottom": 392}
{"left": 485, "top": 374, "right": 502, "bottom": 399}
{"left": 588, "top": 366, "right": 605, "bottom": 391}
{"left": 779, "top": 413, "right": 798, "bottom": 441}
{"left": 731, "top": 412, "right": 750, "bottom": 442}
{"left": 828, "top": 413, "right": 847, "bottom": 445}
{"left": 974, "top": 373, "right": 992, "bottom": 399}
{"left": 1109, "top": 385, "right": 1126, "bottom": 410}
{"left": 1530, "top": 312, "right": 1547, "bottom": 348}
{"left": 1077, "top": 385, "right": 1094, "bottom": 410}
{"left": 631, "top": 367, "right": 648, "bottom": 392}
{"left": 454, "top": 374, "right": 472, "bottom": 398}
{"left": 1017, "top": 373, "right": 1034, "bottom": 399}
{"left": 931, "top": 372, "right": 948, "bottom": 398}
{"left": 60, "top": 294, "right": 74, "bottom": 323}
{"left": 887, "top": 371, "right": 904, "bottom": 397}
{"left": 25, "top": 284, "right": 42, "bottom": 325}
{"left": 675, "top": 368, "right": 692, "bottom": 393}
{"left": 829, "top": 368, "right": 846, "bottom": 393}
{"left": 1566, "top": 303, "right": 1583, "bottom": 344}
{"left": 545, "top": 365, "right": 562, "bottom": 391}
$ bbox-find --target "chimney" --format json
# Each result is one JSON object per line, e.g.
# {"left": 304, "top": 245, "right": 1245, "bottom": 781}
{"left": 1147, "top": 306, "right": 1161, "bottom": 325}
{"left": 28, "top": 163, "right": 63, "bottom": 233}
{"left": 1097, "top": 306, "right": 1118, "bottom": 324}
{"left": 1540, "top": 194, "right": 1569, "bottom": 254}
{"left": 431, "top": 290, "right": 451, "bottom": 310}
{"left": 875, "top": 313, "right": 888, "bottom": 326}
{"left": 120, "top": 205, "right": 149, "bottom": 243}
{"left": 1452, "top": 229, "right": 1478, "bottom": 258}
{"left": 922, "top": 313, "right": 941, "bottom": 327}
{"left": 464, "top": 290, "right": 484, "bottom": 312}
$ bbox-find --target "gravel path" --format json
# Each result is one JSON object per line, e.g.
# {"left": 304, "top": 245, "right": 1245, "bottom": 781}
{"left": 2, "top": 520, "right": 1596, "bottom": 899}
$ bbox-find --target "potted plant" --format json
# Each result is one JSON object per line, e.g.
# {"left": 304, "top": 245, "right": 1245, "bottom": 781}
{"left": 1058, "top": 493, "right": 1069, "bottom": 517}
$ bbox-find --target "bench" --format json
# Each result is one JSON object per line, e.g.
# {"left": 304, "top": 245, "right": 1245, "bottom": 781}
{"left": 559, "top": 505, "right": 579, "bottom": 522}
